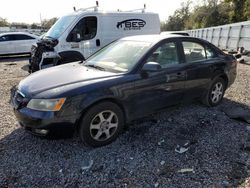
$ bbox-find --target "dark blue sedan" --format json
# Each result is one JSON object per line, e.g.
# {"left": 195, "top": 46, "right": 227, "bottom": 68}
{"left": 11, "top": 35, "right": 237, "bottom": 147}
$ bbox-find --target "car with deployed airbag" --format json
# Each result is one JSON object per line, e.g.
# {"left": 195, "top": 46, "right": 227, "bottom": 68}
{"left": 10, "top": 34, "right": 237, "bottom": 147}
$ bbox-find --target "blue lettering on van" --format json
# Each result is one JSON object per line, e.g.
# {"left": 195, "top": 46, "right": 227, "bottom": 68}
{"left": 116, "top": 19, "right": 146, "bottom": 30}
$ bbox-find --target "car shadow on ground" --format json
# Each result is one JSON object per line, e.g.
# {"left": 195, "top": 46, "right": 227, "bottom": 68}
{"left": 0, "top": 56, "right": 30, "bottom": 63}
{"left": 0, "top": 98, "right": 249, "bottom": 187}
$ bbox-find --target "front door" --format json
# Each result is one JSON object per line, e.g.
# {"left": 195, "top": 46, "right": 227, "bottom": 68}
{"left": 132, "top": 40, "right": 187, "bottom": 118}
{"left": 67, "top": 16, "right": 99, "bottom": 59}
{"left": 0, "top": 34, "right": 16, "bottom": 55}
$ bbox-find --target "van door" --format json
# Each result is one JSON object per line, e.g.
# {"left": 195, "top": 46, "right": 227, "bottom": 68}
{"left": 66, "top": 16, "right": 99, "bottom": 59}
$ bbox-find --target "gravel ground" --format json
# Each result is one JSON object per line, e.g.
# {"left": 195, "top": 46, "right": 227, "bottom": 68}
{"left": 0, "top": 58, "right": 250, "bottom": 188}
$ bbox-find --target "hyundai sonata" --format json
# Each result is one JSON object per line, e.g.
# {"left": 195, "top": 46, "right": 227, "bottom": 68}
{"left": 10, "top": 35, "right": 237, "bottom": 147}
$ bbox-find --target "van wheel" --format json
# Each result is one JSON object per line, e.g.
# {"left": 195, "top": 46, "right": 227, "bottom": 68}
{"left": 202, "top": 77, "right": 226, "bottom": 107}
{"left": 79, "top": 102, "right": 124, "bottom": 147}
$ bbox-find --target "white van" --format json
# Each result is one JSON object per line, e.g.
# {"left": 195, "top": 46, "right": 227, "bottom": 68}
{"left": 29, "top": 3, "right": 160, "bottom": 72}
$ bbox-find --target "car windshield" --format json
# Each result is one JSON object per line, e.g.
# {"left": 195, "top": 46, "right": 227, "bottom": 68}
{"left": 45, "top": 15, "right": 77, "bottom": 39}
{"left": 84, "top": 40, "right": 152, "bottom": 73}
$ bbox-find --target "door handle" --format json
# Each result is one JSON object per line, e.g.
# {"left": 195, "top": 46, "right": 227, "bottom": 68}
{"left": 209, "top": 65, "right": 216, "bottom": 71}
{"left": 176, "top": 72, "right": 186, "bottom": 78}
{"left": 96, "top": 39, "right": 100, "bottom": 47}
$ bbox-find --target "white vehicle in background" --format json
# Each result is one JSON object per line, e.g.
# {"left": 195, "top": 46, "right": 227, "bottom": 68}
{"left": 29, "top": 2, "right": 160, "bottom": 72}
{"left": 0, "top": 32, "right": 39, "bottom": 56}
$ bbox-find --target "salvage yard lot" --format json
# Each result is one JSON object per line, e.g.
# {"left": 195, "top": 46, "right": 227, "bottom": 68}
{"left": 0, "top": 58, "right": 250, "bottom": 187}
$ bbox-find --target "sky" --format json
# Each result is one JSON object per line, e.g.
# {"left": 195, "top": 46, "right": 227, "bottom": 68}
{"left": 0, "top": 0, "right": 192, "bottom": 24}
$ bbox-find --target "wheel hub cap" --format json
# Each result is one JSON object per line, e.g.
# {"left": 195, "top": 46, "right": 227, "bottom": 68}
{"left": 211, "top": 82, "right": 223, "bottom": 103}
{"left": 90, "top": 110, "right": 118, "bottom": 141}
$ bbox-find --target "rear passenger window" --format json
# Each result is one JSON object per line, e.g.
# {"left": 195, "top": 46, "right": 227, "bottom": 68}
{"left": 206, "top": 46, "right": 216, "bottom": 59}
{"left": 15, "top": 34, "right": 35, "bottom": 40}
{"left": 182, "top": 42, "right": 206, "bottom": 63}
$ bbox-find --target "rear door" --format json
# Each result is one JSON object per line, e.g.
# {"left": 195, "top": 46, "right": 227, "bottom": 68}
{"left": 180, "top": 39, "right": 220, "bottom": 100}
{"left": 132, "top": 39, "right": 187, "bottom": 118}
{"left": 14, "top": 34, "right": 36, "bottom": 53}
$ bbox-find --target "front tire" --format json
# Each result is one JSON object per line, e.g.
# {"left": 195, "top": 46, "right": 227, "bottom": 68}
{"left": 203, "top": 78, "right": 226, "bottom": 107}
{"left": 79, "top": 102, "right": 124, "bottom": 147}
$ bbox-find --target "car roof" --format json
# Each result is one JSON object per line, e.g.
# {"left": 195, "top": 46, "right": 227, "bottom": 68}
{"left": 161, "top": 31, "right": 189, "bottom": 36}
{"left": 120, "top": 34, "right": 189, "bottom": 43}
{"left": 0, "top": 32, "right": 39, "bottom": 38}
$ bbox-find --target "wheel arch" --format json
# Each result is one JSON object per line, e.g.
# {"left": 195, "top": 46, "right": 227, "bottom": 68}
{"left": 212, "top": 73, "right": 229, "bottom": 89}
{"left": 58, "top": 50, "right": 85, "bottom": 64}
{"left": 219, "top": 74, "right": 229, "bottom": 88}
{"left": 75, "top": 98, "right": 127, "bottom": 131}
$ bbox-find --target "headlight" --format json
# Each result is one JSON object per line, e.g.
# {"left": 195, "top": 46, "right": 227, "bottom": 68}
{"left": 27, "top": 98, "right": 66, "bottom": 111}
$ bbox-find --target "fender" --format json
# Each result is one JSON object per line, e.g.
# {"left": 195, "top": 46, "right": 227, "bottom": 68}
{"left": 75, "top": 90, "right": 132, "bottom": 124}
{"left": 58, "top": 51, "right": 85, "bottom": 64}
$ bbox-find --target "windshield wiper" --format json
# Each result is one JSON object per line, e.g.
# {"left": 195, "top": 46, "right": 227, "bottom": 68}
{"left": 44, "top": 35, "right": 56, "bottom": 40}
{"left": 85, "top": 64, "right": 106, "bottom": 71}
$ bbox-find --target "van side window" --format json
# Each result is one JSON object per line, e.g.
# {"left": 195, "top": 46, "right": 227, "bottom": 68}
{"left": 67, "top": 17, "right": 97, "bottom": 42}
{"left": 182, "top": 42, "right": 206, "bottom": 63}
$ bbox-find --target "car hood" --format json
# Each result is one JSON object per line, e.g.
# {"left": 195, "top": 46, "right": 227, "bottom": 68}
{"left": 19, "top": 62, "right": 118, "bottom": 97}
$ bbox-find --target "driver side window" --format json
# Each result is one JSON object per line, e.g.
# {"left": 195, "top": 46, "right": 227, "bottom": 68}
{"left": 67, "top": 16, "right": 97, "bottom": 42}
{"left": 146, "top": 42, "right": 179, "bottom": 68}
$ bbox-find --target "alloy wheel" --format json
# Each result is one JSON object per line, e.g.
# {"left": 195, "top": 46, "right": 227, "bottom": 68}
{"left": 89, "top": 110, "right": 118, "bottom": 141}
{"left": 211, "top": 82, "right": 224, "bottom": 104}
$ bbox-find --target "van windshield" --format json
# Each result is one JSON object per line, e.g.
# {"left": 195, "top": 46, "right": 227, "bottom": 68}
{"left": 45, "top": 15, "right": 77, "bottom": 39}
{"left": 84, "top": 40, "right": 152, "bottom": 73}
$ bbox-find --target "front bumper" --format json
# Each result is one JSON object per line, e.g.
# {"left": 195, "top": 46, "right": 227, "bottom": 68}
{"left": 13, "top": 107, "right": 78, "bottom": 136}
{"left": 10, "top": 88, "right": 78, "bottom": 136}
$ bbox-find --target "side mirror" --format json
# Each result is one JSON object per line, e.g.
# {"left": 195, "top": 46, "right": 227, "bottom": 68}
{"left": 234, "top": 54, "right": 242, "bottom": 59}
{"left": 71, "top": 32, "right": 81, "bottom": 42}
{"left": 142, "top": 62, "right": 162, "bottom": 72}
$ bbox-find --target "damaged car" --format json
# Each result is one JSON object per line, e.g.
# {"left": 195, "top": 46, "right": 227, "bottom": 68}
{"left": 11, "top": 34, "right": 237, "bottom": 147}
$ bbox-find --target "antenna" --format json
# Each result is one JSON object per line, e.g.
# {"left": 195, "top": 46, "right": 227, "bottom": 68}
{"left": 94, "top": 1, "right": 99, "bottom": 11}
{"left": 142, "top": 4, "right": 146, "bottom": 13}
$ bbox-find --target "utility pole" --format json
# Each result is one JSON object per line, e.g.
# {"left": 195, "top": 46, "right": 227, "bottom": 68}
{"left": 40, "top": 13, "right": 43, "bottom": 31}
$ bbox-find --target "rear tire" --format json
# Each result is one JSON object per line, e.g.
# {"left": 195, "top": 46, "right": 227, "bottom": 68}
{"left": 79, "top": 102, "right": 124, "bottom": 147}
{"left": 202, "top": 77, "right": 226, "bottom": 107}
